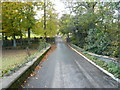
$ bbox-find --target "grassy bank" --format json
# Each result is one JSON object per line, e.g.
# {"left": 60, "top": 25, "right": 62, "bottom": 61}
{"left": 1, "top": 49, "right": 38, "bottom": 77}
{"left": 82, "top": 51, "right": 120, "bottom": 79}
{"left": 1, "top": 40, "right": 49, "bottom": 77}
{"left": 70, "top": 44, "right": 120, "bottom": 79}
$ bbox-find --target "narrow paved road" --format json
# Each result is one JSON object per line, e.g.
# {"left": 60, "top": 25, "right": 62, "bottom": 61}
{"left": 23, "top": 38, "right": 119, "bottom": 88}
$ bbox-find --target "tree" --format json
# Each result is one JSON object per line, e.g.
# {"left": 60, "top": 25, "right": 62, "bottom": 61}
{"left": 22, "top": 2, "right": 36, "bottom": 44}
{"left": 2, "top": 2, "right": 25, "bottom": 47}
{"left": 60, "top": 1, "right": 119, "bottom": 57}
{"left": 33, "top": 1, "right": 59, "bottom": 37}
{"left": 2, "top": 2, "right": 41, "bottom": 47}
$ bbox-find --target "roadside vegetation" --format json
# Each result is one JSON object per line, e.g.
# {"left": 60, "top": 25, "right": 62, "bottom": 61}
{"left": 1, "top": 1, "right": 59, "bottom": 48}
{"left": 1, "top": 40, "right": 49, "bottom": 77}
{"left": 1, "top": 49, "right": 37, "bottom": 76}
{"left": 1, "top": 0, "right": 119, "bottom": 80}
{"left": 82, "top": 51, "right": 120, "bottom": 79}
{"left": 60, "top": 1, "right": 119, "bottom": 59}
{"left": 1, "top": 1, "right": 58, "bottom": 77}
{"left": 60, "top": 1, "right": 119, "bottom": 79}
{"left": 70, "top": 44, "right": 120, "bottom": 79}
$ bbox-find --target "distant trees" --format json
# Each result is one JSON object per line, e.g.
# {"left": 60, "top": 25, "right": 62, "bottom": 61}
{"left": 60, "top": 1, "right": 119, "bottom": 57}
{"left": 2, "top": 1, "right": 59, "bottom": 47}
{"left": 34, "top": 1, "right": 59, "bottom": 37}
{"left": 2, "top": 2, "right": 38, "bottom": 47}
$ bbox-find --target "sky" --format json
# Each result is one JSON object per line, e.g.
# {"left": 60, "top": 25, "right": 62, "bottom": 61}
{"left": 35, "top": 0, "right": 68, "bottom": 19}
{"left": 51, "top": 0, "right": 66, "bottom": 18}
{"left": 35, "top": 0, "right": 119, "bottom": 20}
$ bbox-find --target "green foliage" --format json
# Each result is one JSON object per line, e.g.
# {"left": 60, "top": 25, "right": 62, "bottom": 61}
{"left": 1, "top": 49, "right": 38, "bottom": 77}
{"left": 82, "top": 51, "right": 120, "bottom": 79}
{"left": 2, "top": 1, "right": 58, "bottom": 47}
{"left": 2, "top": 2, "right": 38, "bottom": 47}
{"left": 108, "top": 67, "right": 118, "bottom": 73}
{"left": 33, "top": 1, "right": 59, "bottom": 37}
{"left": 107, "top": 62, "right": 116, "bottom": 68}
{"left": 2, "top": 40, "right": 48, "bottom": 77}
{"left": 72, "top": 44, "right": 119, "bottom": 78}
{"left": 60, "top": 2, "right": 119, "bottom": 57}
{"left": 106, "top": 62, "right": 120, "bottom": 78}
{"left": 38, "top": 39, "right": 48, "bottom": 51}
{"left": 2, "top": 2, "right": 35, "bottom": 36}
{"left": 107, "top": 62, "right": 120, "bottom": 78}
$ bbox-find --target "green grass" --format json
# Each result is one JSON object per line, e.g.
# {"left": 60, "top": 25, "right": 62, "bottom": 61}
{"left": 81, "top": 51, "right": 120, "bottom": 79}
{"left": 1, "top": 49, "right": 38, "bottom": 76}
{"left": 70, "top": 44, "right": 120, "bottom": 79}
{"left": 1, "top": 41, "right": 49, "bottom": 77}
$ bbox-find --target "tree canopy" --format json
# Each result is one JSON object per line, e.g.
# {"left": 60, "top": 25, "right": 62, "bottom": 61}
{"left": 60, "top": 1, "right": 119, "bottom": 58}
{"left": 2, "top": 1, "right": 59, "bottom": 47}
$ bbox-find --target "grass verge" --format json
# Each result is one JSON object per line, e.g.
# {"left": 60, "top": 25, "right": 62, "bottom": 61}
{"left": 1, "top": 49, "right": 38, "bottom": 77}
{"left": 1, "top": 40, "right": 49, "bottom": 77}
{"left": 69, "top": 44, "right": 120, "bottom": 79}
{"left": 82, "top": 51, "right": 120, "bottom": 79}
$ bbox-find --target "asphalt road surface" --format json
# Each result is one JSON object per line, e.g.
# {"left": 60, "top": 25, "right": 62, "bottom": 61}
{"left": 23, "top": 37, "right": 119, "bottom": 88}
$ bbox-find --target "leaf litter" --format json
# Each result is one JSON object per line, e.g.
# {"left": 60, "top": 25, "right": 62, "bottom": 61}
{"left": 21, "top": 45, "right": 56, "bottom": 88}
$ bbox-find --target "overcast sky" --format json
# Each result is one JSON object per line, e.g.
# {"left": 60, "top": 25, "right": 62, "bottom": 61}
{"left": 52, "top": 0, "right": 66, "bottom": 18}
{"left": 35, "top": 0, "right": 68, "bottom": 19}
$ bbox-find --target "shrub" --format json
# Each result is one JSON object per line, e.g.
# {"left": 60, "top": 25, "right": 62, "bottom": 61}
{"left": 107, "top": 62, "right": 116, "bottom": 68}
{"left": 81, "top": 51, "right": 120, "bottom": 79}
{"left": 38, "top": 39, "right": 48, "bottom": 51}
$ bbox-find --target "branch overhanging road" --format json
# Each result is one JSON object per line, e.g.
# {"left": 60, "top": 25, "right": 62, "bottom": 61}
{"left": 22, "top": 37, "right": 119, "bottom": 88}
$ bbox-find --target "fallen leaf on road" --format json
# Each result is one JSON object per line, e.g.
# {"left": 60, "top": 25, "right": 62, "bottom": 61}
{"left": 40, "top": 45, "right": 56, "bottom": 63}
{"left": 33, "top": 45, "right": 56, "bottom": 72}
{"left": 34, "top": 65, "right": 42, "bottom": 70}
{"left": 30, "top": 72, "right": 37, "bottom": 77}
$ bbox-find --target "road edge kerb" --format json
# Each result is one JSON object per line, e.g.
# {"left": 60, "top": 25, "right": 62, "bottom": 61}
{"left": 0, "top": 45, "right": 51, "bottom": 89}
{"left": 68, "top": 44, "right": 120, "bottom": 84}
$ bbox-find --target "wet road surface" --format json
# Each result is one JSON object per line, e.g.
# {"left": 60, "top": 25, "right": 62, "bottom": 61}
{"left": 23, "top": 38, "right": 119, "bottom": 88}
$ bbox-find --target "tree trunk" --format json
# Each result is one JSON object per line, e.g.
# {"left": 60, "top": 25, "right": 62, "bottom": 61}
{"left": 44, "top": 0, "right": 47, "bottom": 41}
{"left": 1, "top": 32, "right": 4, "bottom": 47}
{"left": 20, "top": 35, "right": 22, "bottom": 39}
{"left": 20, "top": 35, "right": 23, "bottom": 45}
{"left": 13, "top": 34, "right": 16, "bottom": 48}
{"left": 28, "top": 28, "right": 31, "bottom": 45}
{"left": 5, "top": 36, "right": 8, "bottom": 40}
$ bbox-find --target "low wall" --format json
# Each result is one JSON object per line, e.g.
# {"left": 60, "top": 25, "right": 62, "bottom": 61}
{"left": 0, "top": 45, "right": 51, "bottom": 89}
